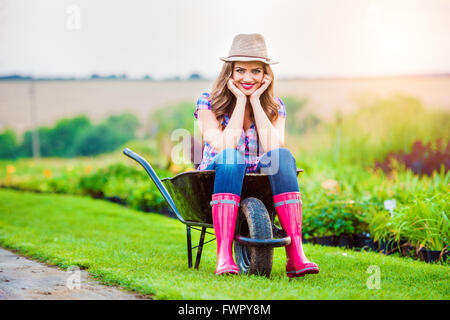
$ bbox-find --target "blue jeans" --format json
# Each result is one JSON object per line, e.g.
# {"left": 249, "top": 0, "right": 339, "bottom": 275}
{"left": 204, "top": 148, "right": 299, "bottom": 197}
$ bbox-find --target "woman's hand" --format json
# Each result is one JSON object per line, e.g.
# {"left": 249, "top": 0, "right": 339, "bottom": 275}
{"left": 227, "top": 79, "right": 246, "bottom": 100}
{"left": 250, "top": 74, "right": 271, "bottom": 101}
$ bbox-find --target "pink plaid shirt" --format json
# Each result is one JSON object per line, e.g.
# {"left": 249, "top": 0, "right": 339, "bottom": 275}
{"left": 194, "top": 92, "right": 286, "bottom": 173}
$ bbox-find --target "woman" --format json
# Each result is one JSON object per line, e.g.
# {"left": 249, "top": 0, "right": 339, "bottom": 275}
{"left": 194, "top": 34, "right": 319, "bottom": 278}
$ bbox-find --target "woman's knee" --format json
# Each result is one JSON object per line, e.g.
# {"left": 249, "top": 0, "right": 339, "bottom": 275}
{"left": 259, "top": 148, "right": 296, "bottom": 174}
{"left": 263, "top": 148, "right": 295, "bottom": 164}
{"left": 270, "top": 147, "right": 294, "bottom": 158}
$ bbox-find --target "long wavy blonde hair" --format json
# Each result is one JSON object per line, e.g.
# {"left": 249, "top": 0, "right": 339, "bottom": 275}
{"left": 210, "top": 61, "right": 279, "bottom": 130}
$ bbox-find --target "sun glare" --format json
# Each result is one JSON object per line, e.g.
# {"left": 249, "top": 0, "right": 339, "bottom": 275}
{"left": 363, "top": 3, "right": 430, "bottom": 75}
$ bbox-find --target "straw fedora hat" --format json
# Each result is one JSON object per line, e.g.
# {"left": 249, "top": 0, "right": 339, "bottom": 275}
{"left": 220, "top": 33, "right": 279, "bottom": 65}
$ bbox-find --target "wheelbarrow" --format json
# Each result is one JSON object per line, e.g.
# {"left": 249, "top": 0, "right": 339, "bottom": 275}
{"left": 123, "top": 148, "right": 302, "bottom": 277}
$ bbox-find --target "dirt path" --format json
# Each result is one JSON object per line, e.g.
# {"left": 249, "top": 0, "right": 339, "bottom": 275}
{"left": 0, "top": 247, "right": 150, "bottom": 300}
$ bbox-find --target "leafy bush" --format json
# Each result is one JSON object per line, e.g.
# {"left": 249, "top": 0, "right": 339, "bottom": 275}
{"left": 72, "top": 124, "right": 121, "bottom": 156}
{"left": 50, "top": 116, "right": 91, "bottom": 157}
{"left": 76, "top": 162, "right": 170, "bottom": 212}
{"left": 77, "top": 166, "right": 110, "bottom": 197}
{"left": 368, "top": 193, "right": 449, "bottom": 252}
{"left": 72, "top": 113, "right": 139, "bottom": 156}
{"left": 375, "top": 139, "right": 449, "bottom": 176}
{"left": 0, "top": 128, "right": 19, "bottom": 159}
{"left": 46, "top": 173, "right": 81, "bottom": 194}
{"left": 127, "top": 182, "right": 168, "bottom": 212}
{"left": 397, "top": 195, "right": 449, "bottom": 251}
{"left": 16, "top": 113, "right": 139, "bottom": 158}
{"left": 303, "top": 195, "right": 369, "bottom": 238}
{"left": 19, "top": 116, "right": 91, "bottom": 157}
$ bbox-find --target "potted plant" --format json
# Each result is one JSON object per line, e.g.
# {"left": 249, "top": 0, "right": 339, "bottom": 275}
{"left": 366, "top": 209, "right": 398, "bottom": 254}
{"left": 303, "top": 197, "right": 367, "bottom": 248}
{"left": 391, "top": 195, "right": 448, "bottom": 263}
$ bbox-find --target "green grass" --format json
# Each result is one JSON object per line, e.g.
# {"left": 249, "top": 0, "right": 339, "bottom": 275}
{"left": 0, "top": 189, "right": 448, "bottom": 300}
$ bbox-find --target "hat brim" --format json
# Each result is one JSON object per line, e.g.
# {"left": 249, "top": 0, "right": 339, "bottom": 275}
{"left": 220, "top": 56, "right": 279, "bottom": 65}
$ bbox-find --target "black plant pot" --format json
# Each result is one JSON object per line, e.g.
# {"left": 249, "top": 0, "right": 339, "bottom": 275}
{"left": 104, "top": 195, "right": 126, "bottom": 205}
{"left": 399, "top": 241, "right": 415, "bottom": 258}
{"left": 338, "top": 234, "right": 353, "bottom": 248}
{"left": 378, "top": 239, "right": 398, "bottom": 255}
{"left": 352, "top": 234, "right": 377, "bottom": 251}
{"left": 352, "top": 234, "right": 366, "bottom": 248}
{"left": 352, "top": 234, "right": 375, "bottom": 250}
{"left": 314, "top": 236, "right": 338, "bottom": 247}
{"left": 365, "top": 238, "right": 378, "bottom": 251}
{"left": 418, "top": 248, "right": 448, "bottom": 263}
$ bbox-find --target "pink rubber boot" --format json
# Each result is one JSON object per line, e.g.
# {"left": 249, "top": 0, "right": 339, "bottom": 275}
{"left": 273, "top": 192, "right": 319, "bottom": 278}
{"left": 210, "top": 193, "right": 240, "bottom": 275}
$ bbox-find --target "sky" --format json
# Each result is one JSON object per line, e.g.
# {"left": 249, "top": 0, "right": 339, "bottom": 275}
{"left": 0, "top": 0, "right": 449, "bottom": 79}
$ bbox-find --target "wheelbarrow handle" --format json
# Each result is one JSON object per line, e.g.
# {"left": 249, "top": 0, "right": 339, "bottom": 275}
{"left": 122, "top": 148, "right": 188, "bottom": 225}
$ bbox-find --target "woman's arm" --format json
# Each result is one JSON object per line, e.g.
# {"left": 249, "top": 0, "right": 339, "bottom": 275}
{"left": 250, "top": 75, "right": 285, "bottom": 152}
{"left": 250, "top": 98, "right": 285, "bottom": 152}
{"left": 197, "top": 91, "right": 246, "bottom": 152}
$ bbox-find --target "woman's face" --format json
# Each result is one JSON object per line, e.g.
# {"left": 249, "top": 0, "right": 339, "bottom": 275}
{"left": 232, "top": 61, "right": 265, "bottom": 96}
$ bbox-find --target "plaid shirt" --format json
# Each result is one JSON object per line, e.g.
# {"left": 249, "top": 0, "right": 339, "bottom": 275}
{"left": 194, "top": 92, "right": 286, "bottom": 173}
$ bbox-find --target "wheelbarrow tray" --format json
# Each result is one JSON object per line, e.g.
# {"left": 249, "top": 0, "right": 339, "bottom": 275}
{"left": 161, "top": 169, "right": 302, "bottom": 227}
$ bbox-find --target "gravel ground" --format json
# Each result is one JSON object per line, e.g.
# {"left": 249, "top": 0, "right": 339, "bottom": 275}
{"left": 0, "top": 247, "right": 150, "bottom": 300}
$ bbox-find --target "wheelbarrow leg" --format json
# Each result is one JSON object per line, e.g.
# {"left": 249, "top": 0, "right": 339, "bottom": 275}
{"left": 186, "top": 226, "right": 193, "bottom": 268}
{"left": 194, "top": 227, "right": 207, "bottom": 269}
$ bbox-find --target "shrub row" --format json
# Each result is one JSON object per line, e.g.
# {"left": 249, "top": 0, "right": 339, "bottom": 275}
{"left": 1, "top": 161, "right": 172, "bottom": 214}
{"left": 0, "top": 113, "right": 139, "bottom": 159}
{"left": 302, "top": 192, "right": 448, "bottom": 262}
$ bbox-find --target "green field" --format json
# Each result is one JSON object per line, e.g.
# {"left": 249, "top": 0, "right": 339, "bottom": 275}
{"left": 0, "top": 189, "right": 448, "bottom": 300}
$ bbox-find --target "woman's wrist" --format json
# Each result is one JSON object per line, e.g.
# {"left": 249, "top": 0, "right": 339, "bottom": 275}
{"left": 250, "top": 96, "right": 261, "bottom": 106}
{"left": 236, "top": 96, "right": 247, "bottom": 104}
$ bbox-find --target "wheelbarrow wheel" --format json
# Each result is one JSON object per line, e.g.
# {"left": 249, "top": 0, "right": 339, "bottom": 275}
{"left": 234, "top": 197, "right": 274, "bottom": 277}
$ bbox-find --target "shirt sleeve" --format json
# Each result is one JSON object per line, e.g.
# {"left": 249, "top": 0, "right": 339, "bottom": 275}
{"left": 194, "top": 92, "right": 212, "bottom": 120}
{"left": 276, "top": 97, "right": 286, "bottom": 118}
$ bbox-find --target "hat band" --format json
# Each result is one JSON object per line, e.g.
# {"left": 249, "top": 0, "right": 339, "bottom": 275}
{"left": 227, "top": 54, "right": 271, "bottom": 62}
